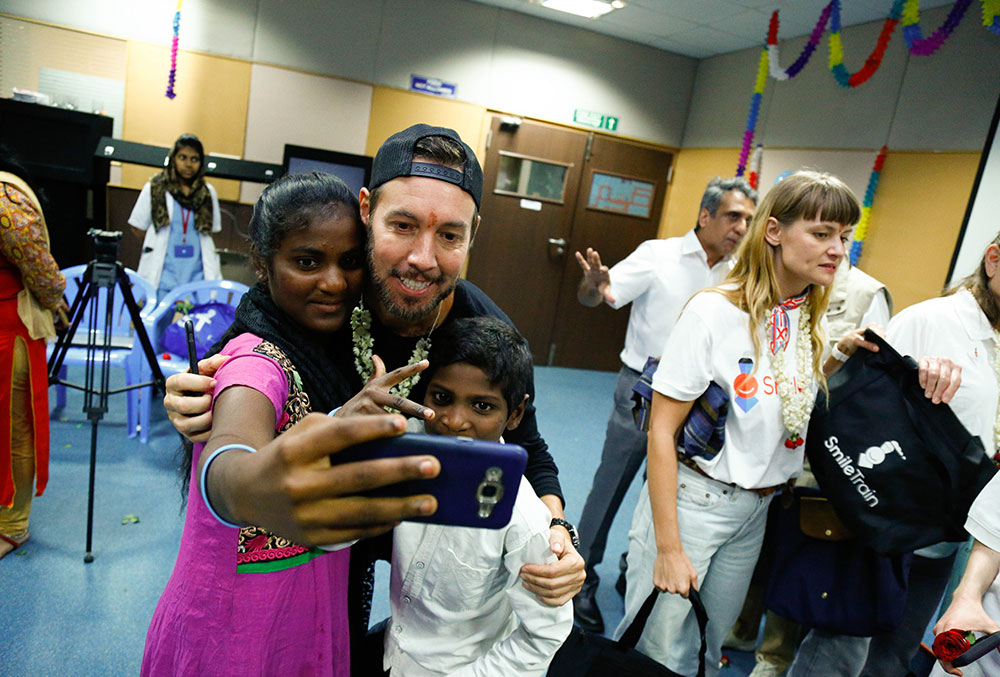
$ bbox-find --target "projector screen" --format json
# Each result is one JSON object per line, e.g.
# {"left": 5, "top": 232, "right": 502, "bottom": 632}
{"left": 947, "top": 93, "right": 1000, "bottom": 285}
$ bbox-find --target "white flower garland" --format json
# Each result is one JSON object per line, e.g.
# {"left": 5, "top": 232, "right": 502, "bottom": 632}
{"left": 350, "top": 299, "right": 431, "bottom": 401}
{"left": 766, "top": 298, "right": 815, "bottom": 448}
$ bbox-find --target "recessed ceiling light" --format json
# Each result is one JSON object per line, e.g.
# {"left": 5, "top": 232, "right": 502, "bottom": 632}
{"left": 539, "top": 0, "right": 623, "bottom": 19}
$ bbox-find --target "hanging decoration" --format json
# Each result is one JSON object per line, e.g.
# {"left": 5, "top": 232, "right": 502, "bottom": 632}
{"left": 849, "top": 145, "right": 888, "bottom": 266}
{"left": 829, "top": 0, "right": 904, "bottom": 88}
{"left": 768, "top": 3, "right": 833, "bottom": 81}
{"left": 736, "top": 0, "right": 996, "bottom": 177}
{"left": 736, "top": 47, "right": 769, "bottom": 177}
{"left": 986, "top": 0, "right": 1000, "bottom": 36}
{"left": 165, "top": 0, "right": 183, "bottom": 99}
{"left": 748, "top": 145, "right": 764, "bottom": 190}
{"left": 902, "top": 0, "right": 974, "bottom": 56}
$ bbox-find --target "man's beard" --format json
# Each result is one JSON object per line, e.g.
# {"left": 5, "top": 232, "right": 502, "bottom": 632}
{"left": 366, "top": 237, "right": 457, "bottom": 322}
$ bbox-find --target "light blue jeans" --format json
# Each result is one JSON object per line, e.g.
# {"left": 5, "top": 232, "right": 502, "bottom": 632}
{"left": 614, "top": 464, "right": 773, "bottom": 677}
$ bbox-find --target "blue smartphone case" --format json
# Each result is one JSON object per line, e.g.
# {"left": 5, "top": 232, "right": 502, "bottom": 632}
{"left": 332, "top": 433, "right": 528, "bottom": 529}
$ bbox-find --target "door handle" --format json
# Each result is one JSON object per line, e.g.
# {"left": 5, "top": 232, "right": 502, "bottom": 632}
{"left": 547, "top": 238, "right": 567, "bottom": 257}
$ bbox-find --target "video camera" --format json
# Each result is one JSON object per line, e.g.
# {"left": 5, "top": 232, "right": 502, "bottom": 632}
{"left": 87, "top": 228, "right": 122, "bottom": 264}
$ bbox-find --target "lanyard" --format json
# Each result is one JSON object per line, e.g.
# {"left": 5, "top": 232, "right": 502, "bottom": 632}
{"left": 180, "top": 207, "right": 191, "bottom": 243}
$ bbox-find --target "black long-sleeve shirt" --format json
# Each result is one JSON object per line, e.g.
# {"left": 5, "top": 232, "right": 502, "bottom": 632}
{"left": 349, "top": 278, "right": 563, "bottom": 504}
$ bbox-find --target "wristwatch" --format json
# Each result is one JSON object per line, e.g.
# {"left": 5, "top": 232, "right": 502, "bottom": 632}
{"left": 550, "top": 518, "right": 581, "bottom": 549}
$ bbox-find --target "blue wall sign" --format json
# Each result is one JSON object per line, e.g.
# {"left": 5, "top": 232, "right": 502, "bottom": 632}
{"left": 410, "top": 75, "right": 457, "bottom": 98}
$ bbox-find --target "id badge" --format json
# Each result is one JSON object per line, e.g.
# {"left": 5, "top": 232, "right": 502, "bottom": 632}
{"left": 174, "top": 244, "right": 195, "bottom": 258}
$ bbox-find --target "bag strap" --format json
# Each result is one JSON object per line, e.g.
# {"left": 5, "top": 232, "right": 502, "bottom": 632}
{"left": 619, "top": 588, "right": 709, "bottom": 677}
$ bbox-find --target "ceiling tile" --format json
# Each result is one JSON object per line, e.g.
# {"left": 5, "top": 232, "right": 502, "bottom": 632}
{"left": 463, "top": 0, "right": 972, "bottom": 59}
{"left": 600, "top": 5, "right": 699, "bottom": 37}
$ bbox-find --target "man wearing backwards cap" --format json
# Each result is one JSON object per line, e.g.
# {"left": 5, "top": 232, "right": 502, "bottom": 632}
{"left": 166, "top": 125, "right": 585, "bottom": 606}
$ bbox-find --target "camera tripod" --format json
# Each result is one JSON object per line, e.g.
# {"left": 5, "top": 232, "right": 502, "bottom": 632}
{"left": 47, "top": 229, "right": 165, "bottom": 563}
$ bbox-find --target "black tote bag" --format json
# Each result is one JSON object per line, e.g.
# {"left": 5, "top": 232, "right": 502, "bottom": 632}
{"left": 548, "top": 588, "right": 708, "bottom": 677}
{"left": 805, "top": 329, "right": 996, "bottom": 555}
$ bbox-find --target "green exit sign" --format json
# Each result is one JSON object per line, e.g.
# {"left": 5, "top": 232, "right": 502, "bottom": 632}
{"left": 574, "top": 108, "right": 619, "bottom": 131}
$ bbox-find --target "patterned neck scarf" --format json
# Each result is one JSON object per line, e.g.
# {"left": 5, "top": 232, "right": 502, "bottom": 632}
{"left": 148, "top": 146, "right": 214, "bottom": 233}
{"left": 770, "top": 291, "right": 809, "bottom": 354}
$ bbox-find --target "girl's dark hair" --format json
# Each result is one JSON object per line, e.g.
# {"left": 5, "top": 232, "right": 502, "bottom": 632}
{"left": 425, "top": 316, "right": 531, "bottom": 413}
{"left": 249, "top": 172, "right": 362, "bottom": 278}
{"left": 172, "top": 133, "right": 204, "bottom": 159}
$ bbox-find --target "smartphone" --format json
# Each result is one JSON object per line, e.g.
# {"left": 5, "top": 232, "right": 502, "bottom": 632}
{"left": 332, "top": 433, "right": 528, "bottom": 529}
{"left": 184, "top": 319, "right": 199, "bottom": 375}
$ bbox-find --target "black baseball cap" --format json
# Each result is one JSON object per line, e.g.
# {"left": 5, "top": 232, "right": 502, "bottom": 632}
{"left": 369, "top": 124, "right": 483, "bottom": 209}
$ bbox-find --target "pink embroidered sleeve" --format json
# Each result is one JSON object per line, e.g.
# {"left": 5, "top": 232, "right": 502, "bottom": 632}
{"left": 0, "top": 183, "right": 66, "bottom": 310}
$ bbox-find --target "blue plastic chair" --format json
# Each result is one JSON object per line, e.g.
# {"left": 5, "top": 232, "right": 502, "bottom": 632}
{"left": 48, "top": 264, "right": 158, "bottom": 441}
{"left": 139, "top": 279, "right": 249, "bottom": 442}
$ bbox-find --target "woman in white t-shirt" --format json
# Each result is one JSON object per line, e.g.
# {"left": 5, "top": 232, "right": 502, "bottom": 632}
{"left": 615, "top": 171, "right": 959, "bottom": 676}
{"left": 909, "top": 232, "right": 1000, "bottom": 677}
{"left": 128, "top": 133, "right": 222, "bottom": 300}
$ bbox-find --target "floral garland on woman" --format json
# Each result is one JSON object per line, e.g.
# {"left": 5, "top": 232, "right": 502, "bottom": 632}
{"left": 766, "top": 297, "right": 815, "bottom": 449}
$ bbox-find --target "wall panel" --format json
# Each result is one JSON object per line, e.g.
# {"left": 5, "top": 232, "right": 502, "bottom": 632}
{"left": 121, "top": 40, "right": 251, "bottom": 200}
{"left": 365, "top": 88, "right": 487, "bottom": 159}
{"left": 240, "top": 64, "right": 373, "bottom": 203}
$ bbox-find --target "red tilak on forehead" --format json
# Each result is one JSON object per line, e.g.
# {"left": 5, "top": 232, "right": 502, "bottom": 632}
{"left": 426, "top": 212, "right": 438, "bottom": 228}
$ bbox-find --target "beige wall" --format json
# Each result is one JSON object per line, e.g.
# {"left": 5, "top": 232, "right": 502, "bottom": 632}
{"left": 120, "top": 41, "right": 250, "bottom": 201}
{"left": 365, "top": 88, "right": 487, "bottom": 161}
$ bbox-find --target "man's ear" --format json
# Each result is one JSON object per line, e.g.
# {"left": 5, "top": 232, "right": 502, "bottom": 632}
{"left": 505, "top": 394, "right": 529, "bottom": 431}
{"left": 359, "top": 187, "right": 371, "bottom": 226}
{"left": 470, "top": 213, "right": 481, "bottom": 246}
{"left": 763, "top": 216, "right": 782, "bottom": 247}
{"left": 697, "top": 207, "right": 711, "bottom": 229}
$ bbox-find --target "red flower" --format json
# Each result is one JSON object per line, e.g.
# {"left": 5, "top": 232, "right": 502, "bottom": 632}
{"left": 932, "top": 629, "right": 974, "bottom": 661}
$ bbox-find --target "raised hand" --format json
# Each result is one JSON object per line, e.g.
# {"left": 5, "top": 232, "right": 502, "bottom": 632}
{"left": 334, "top": 355, "right": 434, "bottom": 420}
{"left": 575, "top": 248, "right": 615, "bottom": 306}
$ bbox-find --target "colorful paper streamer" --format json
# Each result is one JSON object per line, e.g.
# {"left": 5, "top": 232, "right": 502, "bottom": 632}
{"left": 903, "top": 0, "right": 973, "bottom": 56}
{"left": 736, "top": 47, "right": 769, "bottom": 177}
{"left": 735, "top": 0, "right": 996, "bottom": 177}
{"left": 748, "top": 144, "right": 763, "bottom": 190}
{"left": 849, "top": 145, "right": 888, "bottom": 266}
{"left": 986, "top": 0, "right": 1000, "bottom": 36}
{"left": 828, "top": 0, "right": 904, "bottom": 88}
{"left": 768, "top": 3, "right": 833, "bottom": 81}
{"left": 165, "top": 0, "right": 183, "bottom": 99}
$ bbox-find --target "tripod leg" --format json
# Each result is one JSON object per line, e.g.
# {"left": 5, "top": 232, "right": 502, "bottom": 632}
{"left": 116, "top": 264, "right": 165, "bottom": 389}
{"left": 84, "top": 419, "right": 98, "bottom": 563}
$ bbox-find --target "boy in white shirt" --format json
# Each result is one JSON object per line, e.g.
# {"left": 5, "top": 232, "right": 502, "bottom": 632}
{"left": 382, "top": 316, "right": 573, "bottom": 676}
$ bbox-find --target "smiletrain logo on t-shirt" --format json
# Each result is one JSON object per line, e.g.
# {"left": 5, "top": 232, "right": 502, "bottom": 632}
{"left": 731, "top": 357, "right": 804, "bottom": 413}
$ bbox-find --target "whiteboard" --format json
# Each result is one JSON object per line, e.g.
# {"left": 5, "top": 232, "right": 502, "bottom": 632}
{"left": 947, "top": 94, "right": 1000, "bottom": 284}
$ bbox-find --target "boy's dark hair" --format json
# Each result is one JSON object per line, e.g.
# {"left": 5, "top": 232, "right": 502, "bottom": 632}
{"left": 426, "top": 316, "right": 532, "bottom": 413}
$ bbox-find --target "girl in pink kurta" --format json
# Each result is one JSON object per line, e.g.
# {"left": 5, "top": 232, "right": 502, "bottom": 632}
{"left": 142, "top": 172, "right": 366, "bottom": 676}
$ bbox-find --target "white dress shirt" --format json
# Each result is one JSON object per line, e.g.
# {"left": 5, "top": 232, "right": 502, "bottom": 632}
{"left": 608, "top": 230, "right": 733, "bottom": 371}
{"left": 383, "top": 475, "right": 573, "bottom": 676}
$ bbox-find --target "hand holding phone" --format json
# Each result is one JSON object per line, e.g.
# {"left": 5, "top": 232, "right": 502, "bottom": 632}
{"left": 332, "top": 433, "right": 527, "bottom": 529}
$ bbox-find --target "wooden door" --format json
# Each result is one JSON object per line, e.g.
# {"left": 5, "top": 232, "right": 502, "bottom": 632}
{"left": 549, "top": 136, "right": 673, "bottom": 371}
{"left": 467, "top": 117, "right": 589, "bottom": 363}
{"left": 468, "top": 116, "right": 673, "bottom": 370}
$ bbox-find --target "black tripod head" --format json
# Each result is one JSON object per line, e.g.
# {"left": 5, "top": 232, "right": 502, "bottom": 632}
{"left": 87, "top": 228, "right": 123, "bottom": 265}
